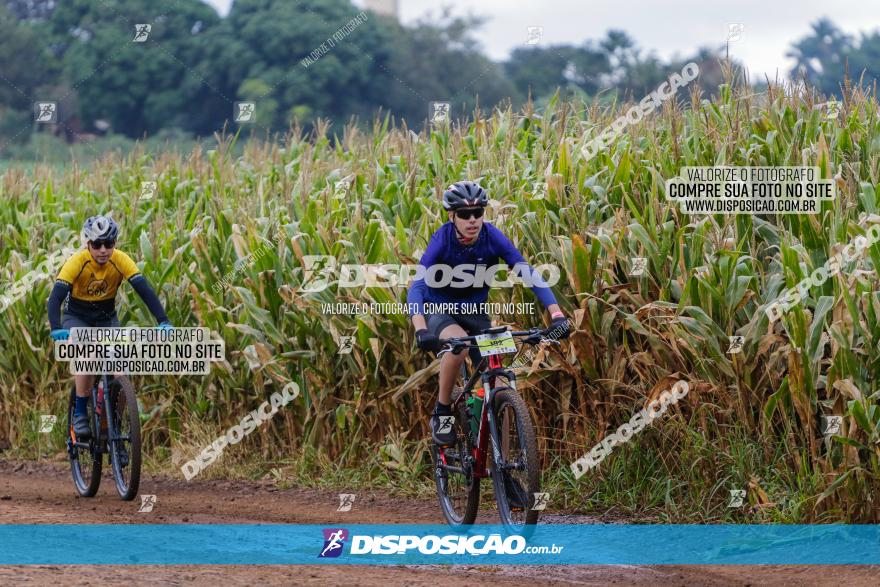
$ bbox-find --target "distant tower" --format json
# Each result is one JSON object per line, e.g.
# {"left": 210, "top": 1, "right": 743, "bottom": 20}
{"left": 364, "top": 0, "right": 398, "bottom": 19}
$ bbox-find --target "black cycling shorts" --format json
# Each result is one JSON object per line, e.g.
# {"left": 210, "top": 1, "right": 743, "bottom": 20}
{"left": 62, "top": 312, "right": 120, "bottom": 329}
{"left": 425, "top": 312, "right": 491, "bottom": 367}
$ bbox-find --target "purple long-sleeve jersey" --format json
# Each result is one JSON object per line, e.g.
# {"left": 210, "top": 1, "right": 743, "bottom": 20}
{"left": 406, "top": 221, "right": 558, "bottom": 315}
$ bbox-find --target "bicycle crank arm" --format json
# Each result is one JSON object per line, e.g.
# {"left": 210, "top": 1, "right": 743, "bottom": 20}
{"left": 438, "top": 464, "right": 467, "bottom": 475}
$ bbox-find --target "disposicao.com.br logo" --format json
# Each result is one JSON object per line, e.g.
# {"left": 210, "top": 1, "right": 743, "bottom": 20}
{"left": 318, "top": 529, "right": 563, "bottom": 557}
{"left": 300, "top": 255, "right": 560, "bottom": 293}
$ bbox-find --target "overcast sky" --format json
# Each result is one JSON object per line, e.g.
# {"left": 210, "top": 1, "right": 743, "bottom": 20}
{"left": 204, "top": 0, "right": 880, "bottom": 81}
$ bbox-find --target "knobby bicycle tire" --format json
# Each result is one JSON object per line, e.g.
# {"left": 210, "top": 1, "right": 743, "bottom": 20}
{"left": 490, "top": 387, "right": 540, "bottom": 533}
{"left": 109, "top": 376, "right": 141, "bottom": 501}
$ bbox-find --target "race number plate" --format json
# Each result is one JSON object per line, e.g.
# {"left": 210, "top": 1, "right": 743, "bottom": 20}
{"left": 475, "top": 331, "right": 516, "bottom": 357}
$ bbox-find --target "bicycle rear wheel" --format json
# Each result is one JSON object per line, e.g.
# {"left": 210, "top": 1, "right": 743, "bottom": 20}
{"left": 67, "top": 387, "right": 101, "bottom": 497}
{"left": 490, "top": 387, "right": 540, "bottom": 534}
{"left": 432, "top": 391, "right": 480, "bottom": 528}
{"left": 108, "top": 376, "right": 141, "bottom": 500}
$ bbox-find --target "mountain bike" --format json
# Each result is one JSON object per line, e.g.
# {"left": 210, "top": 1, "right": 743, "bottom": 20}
{"left": 66, "top": 371, "right": 141, "bottom": 501}
{"left": 431, "top": 325, "right": 559, "bottom": 534}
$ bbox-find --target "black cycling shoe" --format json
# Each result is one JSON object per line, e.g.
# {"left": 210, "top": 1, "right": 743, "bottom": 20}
{"left": 504, "top": 474, "right": 527, "bottom": 511}
{"left": 430, "top": 412, "right": 457, "bottom": 446}
{"left": 73, "top": 412, "right": 91, "bottom": 440}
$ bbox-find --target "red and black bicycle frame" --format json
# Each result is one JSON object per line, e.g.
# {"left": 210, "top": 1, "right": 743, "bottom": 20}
{"left": 465, "top": 353, "right": 515, "bottom": 479}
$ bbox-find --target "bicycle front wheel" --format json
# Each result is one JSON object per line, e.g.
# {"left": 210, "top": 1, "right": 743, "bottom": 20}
{"left": 490, "top": 387, "right": 540, "bottom": 533}
{"left": 108, "top": 376, "right": 141, "bottom": 500}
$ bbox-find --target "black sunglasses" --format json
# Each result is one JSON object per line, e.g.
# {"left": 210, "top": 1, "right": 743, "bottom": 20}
{"left": 454, "top": 208, "right": 484, "bottom": 220}
{"left": 89, "top": 239, "right": 116, "bottom": 250}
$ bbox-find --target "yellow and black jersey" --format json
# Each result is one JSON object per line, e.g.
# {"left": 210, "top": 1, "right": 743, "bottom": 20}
{"left": 55, "top": 249, "right": 140, "bottom": 319}
{"left": 48, "top": 247, "right": 169, "bottom": 330}
{"left": 57, "top": 249, "right": 140, "bottom": 301}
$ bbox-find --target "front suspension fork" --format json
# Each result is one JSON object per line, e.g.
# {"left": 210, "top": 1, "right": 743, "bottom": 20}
{"left": 480, "top": 363, "right": 516, "bottom": 473}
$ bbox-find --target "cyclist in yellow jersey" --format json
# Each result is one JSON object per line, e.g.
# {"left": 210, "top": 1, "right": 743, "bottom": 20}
{"left": 47, "top": 216, "right": 171, "bottom": 439}
{"left": 56, "top": 247, "right": 141, "bottom": 303}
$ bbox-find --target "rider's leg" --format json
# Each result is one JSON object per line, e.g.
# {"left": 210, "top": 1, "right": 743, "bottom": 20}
{"left": 437, "top": 323, "right": 467, "bottom": 406}
{"left": 431, "top": 322, "right": 467, "bottom": 445}
{"left": 63, "top": 315, "right": 95, "bottom": 419}
{"left": 75, "top": 375, "right": 94, "bottom": 398}
{"left": 72, "top": 376, "right": 95, "bottom": 439}
{"left": 72, "top": 313, "right": 116, "bottom": 403}
{"left": 66, "top": 314, "right": 113, "bottom": 434}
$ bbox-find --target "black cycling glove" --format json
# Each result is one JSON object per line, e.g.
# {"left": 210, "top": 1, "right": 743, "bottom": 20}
{"left": 550, "top": 316, "right": 571, "bottom": 340}
{"left": 415, "top": 329, "right": 440, "bottom": 353}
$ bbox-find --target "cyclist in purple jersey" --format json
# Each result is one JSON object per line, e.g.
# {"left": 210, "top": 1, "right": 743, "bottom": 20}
{"left": 407, "top": 181, "right": 569, "bottom": 445}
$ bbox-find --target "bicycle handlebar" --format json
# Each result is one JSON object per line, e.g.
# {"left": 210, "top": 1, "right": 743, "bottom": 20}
{"left": 437, "top": 326, "right": 562, "bottom": 356}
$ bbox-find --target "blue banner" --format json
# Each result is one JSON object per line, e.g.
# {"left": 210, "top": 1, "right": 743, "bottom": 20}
{"left": 2, "top": 524, "right": 879, "bottom": 565}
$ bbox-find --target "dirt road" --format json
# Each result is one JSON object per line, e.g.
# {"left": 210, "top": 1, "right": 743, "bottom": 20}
{"left": 0, "top": 459, "right": 877, "bottom": 586}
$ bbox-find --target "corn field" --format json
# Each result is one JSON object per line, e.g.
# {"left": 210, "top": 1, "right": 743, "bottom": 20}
{"left": 2, "top": 73, "right": 880, "bottom": 521}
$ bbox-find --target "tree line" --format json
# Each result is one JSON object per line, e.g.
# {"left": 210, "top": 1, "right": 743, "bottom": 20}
{"left": 0, "top": 0, "right": 875, "bottom": 146}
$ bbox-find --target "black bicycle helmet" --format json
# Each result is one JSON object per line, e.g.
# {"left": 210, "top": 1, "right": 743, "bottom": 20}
{"left": 442, "top": 180, "right": 488, "bottom": 210}
{"left": 82, "top": 215, "right": 119, "bottom": 243}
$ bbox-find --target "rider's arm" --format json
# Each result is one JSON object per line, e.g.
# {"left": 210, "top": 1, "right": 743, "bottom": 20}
{"left": 129, "top": 275, "right": 169, "bottom": 324}
{"left": 47, "top": 280, "right": 71, "bottom": 331}
{"left": 48, "top": 252, "right": 83, "bottom": 331}
{"left": 406, "top": 229, "right": 445, "bottom": 328}
{"left": 487, "top": 225, "right": 559, "bottom": 311}
{"left": 411, "top": 313, "right": 427, "bottom": 330}
{"left": 115, "top": 251, "right": 170, "bottom": 324}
